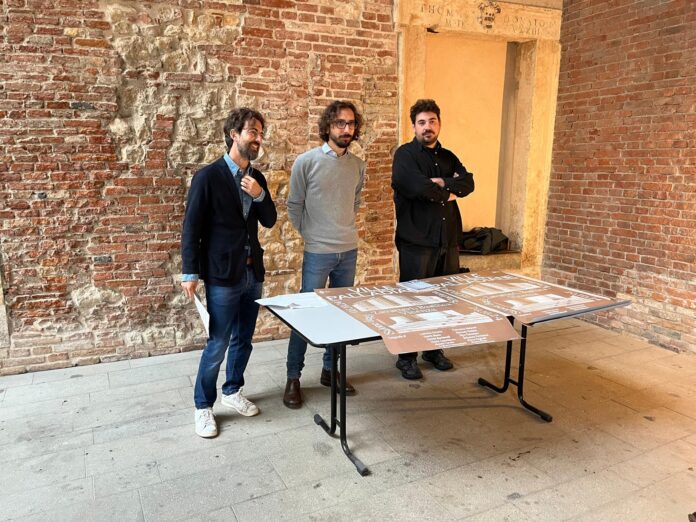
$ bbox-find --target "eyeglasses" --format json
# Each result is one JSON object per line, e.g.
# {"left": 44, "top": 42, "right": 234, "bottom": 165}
{"left": 242, "top": 128, "right": 263, "bottom": 140}
{"left": 332, "top": 120, "right": 357, "bottom": 130}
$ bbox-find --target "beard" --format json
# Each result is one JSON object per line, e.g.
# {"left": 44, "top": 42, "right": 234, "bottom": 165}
{"left": 238, "top": 140, "right": 260, "bottom": 161}
{"left": 417, "top": 131, "right": 438, "bottom": 146}
{"left": 330, "top": 133, "right": 353, "bottom": 149}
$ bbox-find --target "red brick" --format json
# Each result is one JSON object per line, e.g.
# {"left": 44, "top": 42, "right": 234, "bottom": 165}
{"left": 544, "top": 0, "right": 695, "bottom": 354}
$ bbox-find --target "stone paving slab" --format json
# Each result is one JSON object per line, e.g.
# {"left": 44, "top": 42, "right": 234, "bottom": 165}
{"left": 0, "top": 447, "right": 86, "bottom": 496}
{"left": 92, "top": 407, "right": 191, "bottom": 445}
{"left": 2, "top": 374, "right": 109, "bottom": 405}
{"left": 0, "top": 372, "right": 33, "bottom": 388}
{"left": 0, "top": 409, "right": 76, "bottom": 446}
{"left": 22, "top": 491, "right": 145, "bottom": 522}
{"left": 0, "top": 477, "right": 94, "bottom": 520}
{"left": 0, "top": 318, "right": 695, "bottom": 521}
{"left": 138, "top": 457, "right": 285, "bottom": 521}
{"left": 512, "top": 468, "right": 639, "bottom": 521}
{"left": 93, "top": 462, "right": 162, "bottom": 499}
{"left": 0, "top": 427, "right": 93, "bottom": 463}
{"left": 0, "top": 394, "right": 90, "bottom": 422}
{"left": 107, "top": 359, "right": 200, "bottom": 389}
{"left": 301, "top": 479, "right": 456, "bottom": 521}
{"left": 462, "top": 502, "right": 534, "bottom": 521}
{"left": 157, "top": 432, "right": 284, "bottom": 482}
{"left": 89, "top": 375, "right": 192, "bottom": 404}
{"left": 573, "top": 470, "right": 696, "bottom": 521}
{"left": 31, "top": 360, "right": 131, "bottom": 385}
{"left": 266, "top": 414, "right": 400, "bottom": 488}
{"left": 422, "top": 450, "right": 557, "bottom": 519}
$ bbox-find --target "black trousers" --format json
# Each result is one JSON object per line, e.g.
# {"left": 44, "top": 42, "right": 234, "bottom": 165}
{"left": 396, "top": 242, "right": 459, "bottom": 361}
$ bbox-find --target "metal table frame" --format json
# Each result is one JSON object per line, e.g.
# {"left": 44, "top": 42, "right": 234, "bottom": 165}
{"left": 478, "top": 318, "right": 553, "bottom": 422}
{"left": 264, "top": 305, "right": 378, "bottom": 476}
{"left": 263, "top": 296, "right": 629, "bottom": 475}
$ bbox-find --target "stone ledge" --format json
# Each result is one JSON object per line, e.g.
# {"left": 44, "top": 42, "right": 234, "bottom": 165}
{"left": 459, "top": 250, "right": 521, "bottom": 272}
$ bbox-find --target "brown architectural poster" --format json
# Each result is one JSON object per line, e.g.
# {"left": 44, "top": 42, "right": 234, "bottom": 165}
{"left": 432, "top": 271, "right": 630, "bottom": 325}
{"left": 316, "top": 271, "right": 629, "bottom": 354}
{"left": 316, "top": 281, "right": 520, "bottom": 355}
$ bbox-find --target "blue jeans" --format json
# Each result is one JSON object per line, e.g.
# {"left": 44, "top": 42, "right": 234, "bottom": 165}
{"left": 193, "top": 267, "right": 262, "bottom": 409}
{"left": 286, "top": 249, "right": 357, "bottom": 379}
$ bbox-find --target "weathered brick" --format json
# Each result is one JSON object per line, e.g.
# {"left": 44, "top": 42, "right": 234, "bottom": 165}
{"left": 1, "top": 0, "right": 393, "bottom": 374}
{"left": 544, "top": 0, "right": 695, "bottom": 355}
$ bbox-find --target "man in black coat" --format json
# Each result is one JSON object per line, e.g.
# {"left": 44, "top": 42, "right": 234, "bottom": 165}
{"left": 181, "top": 108, "right": 277, "bottom": 437}
{"left": 391, "top": 99, "right": 475, "bottom": 380}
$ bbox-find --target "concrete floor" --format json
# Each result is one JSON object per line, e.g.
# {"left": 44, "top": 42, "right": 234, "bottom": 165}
{"left": 1, "top": 318, "right": 695, "bottom": 521}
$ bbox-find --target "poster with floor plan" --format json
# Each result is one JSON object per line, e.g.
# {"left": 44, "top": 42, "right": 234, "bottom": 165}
{"left": 432, "top": 271, "right": 630, "bottom": 325}
{"left": 315, "top": 283, "right": 520, "bottom": 355}
{"left": 315, "top": 271, "right": 629, "bottom": 354}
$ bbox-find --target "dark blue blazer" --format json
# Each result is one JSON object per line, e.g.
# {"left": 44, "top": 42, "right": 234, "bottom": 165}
{"left": 181, "top": 156, "right": 277, "bottom": 286}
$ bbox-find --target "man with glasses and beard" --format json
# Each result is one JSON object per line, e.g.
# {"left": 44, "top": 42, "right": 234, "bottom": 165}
{"left": 391, "top": 99, "right": 475, "bottom": 380}
{"left": 181, "top": 108, "right": 277, "bottom": 438}
{"left": 282, "top": 100, "right": 366, "bottom": 409}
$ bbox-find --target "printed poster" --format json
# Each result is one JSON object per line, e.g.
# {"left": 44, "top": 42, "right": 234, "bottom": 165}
{"left": 316, "top": 282, "right": 520, "bottom": 355}
{"left": 315, "top": 271, "right": 629, "bottom": 353}
{"left": 432, "top": 271, "right": 630, "bottom": 325}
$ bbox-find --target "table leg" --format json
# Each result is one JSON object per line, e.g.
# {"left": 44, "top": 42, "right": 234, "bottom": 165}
{"left": 314, "top": 344, "right": 338, "bottom": 435}
{"left": 478, "top": 337, "right": 513, "bottom": 393}
{"left": 313, "top": 343, "right": 369, "bottom": 476}
{"left": 515, "top": 325, "right": 553, "bottom": 422}
{"left": 478, "top": 320, "right": 553, "bottom": 422}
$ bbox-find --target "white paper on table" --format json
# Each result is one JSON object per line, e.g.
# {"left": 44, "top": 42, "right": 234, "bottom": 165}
{"left": 193, "top": 293, "right": 209, "bottom": 335}
{"left": 256, "top": 292, "right": 329, "bottom": 309}
{"left": 397, "top": 279, "right": 436, "bottom": 291}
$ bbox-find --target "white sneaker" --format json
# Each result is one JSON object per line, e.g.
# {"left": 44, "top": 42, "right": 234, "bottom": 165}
{"left": 221, "top": 389, "right": 259, "bottom": 417}
{"left": 194, "top": 408, "right": 218, "bottom": 438}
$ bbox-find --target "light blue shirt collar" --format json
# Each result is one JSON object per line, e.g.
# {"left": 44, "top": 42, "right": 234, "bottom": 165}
{"left": 322, "top": 142, "right": 340, "bottom": 158}
{"left": 223, "top": 152, "right": 247, "bottom": 176}
{"left": 223, "top": 152, "right": 265, "bottom": 204}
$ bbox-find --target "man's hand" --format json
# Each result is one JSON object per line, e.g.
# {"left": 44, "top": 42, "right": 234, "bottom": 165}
{"left": 181, "top": 280, "right": 198, "bottom": 300}
{"left": 431, "top": 177, "right": 456, "bottom": 200}
{"left": 241, "top": 175, "right": 262, "bottom": 199}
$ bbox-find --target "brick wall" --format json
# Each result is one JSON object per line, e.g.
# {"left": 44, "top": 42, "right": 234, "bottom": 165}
{"left": 0, "top": 0, "right": 398, "bottom": 374}
{"left": 544, "top": 1, "right": 695, "bottom": 353}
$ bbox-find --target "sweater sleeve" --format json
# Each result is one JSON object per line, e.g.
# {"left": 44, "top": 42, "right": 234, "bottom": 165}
{"left": 354, "top": 159, "right": 365, "bottom": 213}
{"left": 287, "top": 156, "right": 307, "bottom": 232}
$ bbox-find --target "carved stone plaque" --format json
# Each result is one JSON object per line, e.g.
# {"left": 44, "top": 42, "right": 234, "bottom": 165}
{"left": 400, "top": 0, "right": 561, "bottom": 41}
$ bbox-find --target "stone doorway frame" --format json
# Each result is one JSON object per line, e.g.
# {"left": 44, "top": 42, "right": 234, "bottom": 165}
{"left": 397, "top": 0, "right": 562, "bottom": 275}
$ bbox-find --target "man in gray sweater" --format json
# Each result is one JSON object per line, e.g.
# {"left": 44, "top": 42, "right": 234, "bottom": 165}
{"left": 283, "top": 100, "right": 366, "bottom": 409}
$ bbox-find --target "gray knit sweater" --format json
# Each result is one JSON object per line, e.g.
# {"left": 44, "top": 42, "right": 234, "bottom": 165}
{"left": 287, "top": 144, "right": 365, "bottom": 254}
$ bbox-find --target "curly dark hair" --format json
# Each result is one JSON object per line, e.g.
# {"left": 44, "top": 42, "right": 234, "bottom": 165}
{"left": 223, "top": 108, "right": 265, "bottom": 149}
{"left": 409, "top": 99, "right": 440, "bottom": 124}
{"left": 318, "top": 100, "right": 363, "bottom": 143}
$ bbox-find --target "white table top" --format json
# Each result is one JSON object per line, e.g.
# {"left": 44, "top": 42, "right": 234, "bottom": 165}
{"left": 259, "top": 293, "right": 379, "bottom": 346}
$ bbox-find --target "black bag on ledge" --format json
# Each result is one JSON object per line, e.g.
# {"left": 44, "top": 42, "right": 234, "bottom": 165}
{"left": 459, "top": 227, "right": 509, "bottom": 255}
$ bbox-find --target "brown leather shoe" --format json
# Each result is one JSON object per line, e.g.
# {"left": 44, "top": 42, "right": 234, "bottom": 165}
{"left": 320, "top": 368, "right": 356, "bottom": 395}
{"left": 283, "top": 378, "right": 302, "bottom": 409}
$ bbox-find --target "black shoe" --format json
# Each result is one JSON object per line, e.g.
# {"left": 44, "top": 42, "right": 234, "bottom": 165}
{"left": 396, "top": 358, "right": 423, "bottom": 380}
{"left": 422, "top": 349, "right": 453, "bottom": 371}
{"left": 319, "top": 368, "right": 356, "bottom": 395}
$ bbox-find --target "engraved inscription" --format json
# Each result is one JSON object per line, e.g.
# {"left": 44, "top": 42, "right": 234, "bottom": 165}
{"left": 413, "top": 1, "right": 560, "bottom": 40}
